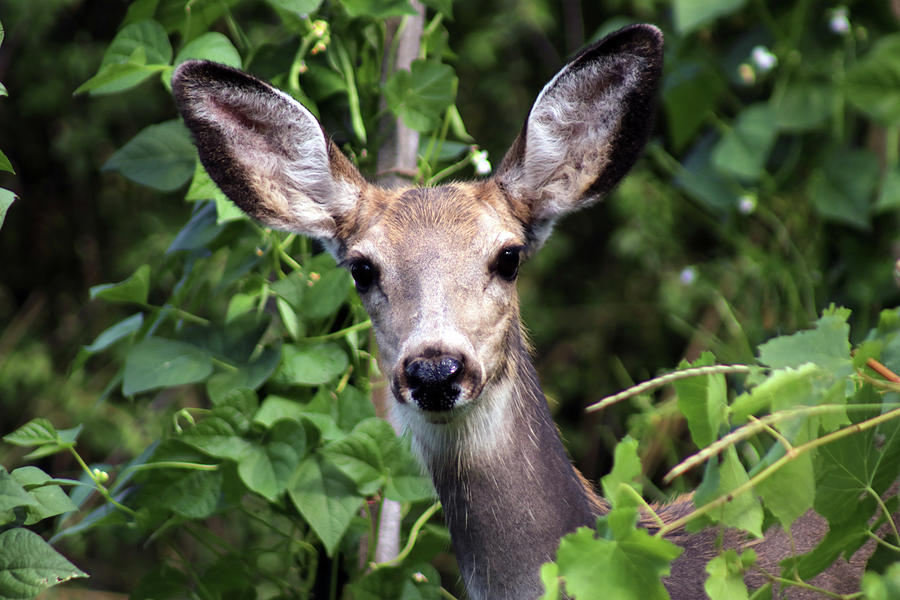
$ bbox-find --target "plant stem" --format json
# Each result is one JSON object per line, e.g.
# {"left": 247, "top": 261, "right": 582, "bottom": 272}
{"left": 619, "top": 483, "right": 665, "bottom": 530}
{"left": 304, "top": 320, "right": 372, "bottom": 342}
{"left": 867, "top": 486, "right": 900, "bottom": 546}
{"left": 586, "top": 364, "right": 754, "bottom": 413}
{"left": 665, "top": 403, "right": 900, "bottom": 483}
{"left": 657, "top": 405, "right": 900, "bottom": 536}
{"left": 371, "top": 502, "right": 441, "bottom": 569}
{"left": 68, "top": 447, "right": 137, "bottom": 517}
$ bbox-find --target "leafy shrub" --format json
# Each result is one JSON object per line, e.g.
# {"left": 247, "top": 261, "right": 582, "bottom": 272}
{"left": 2, "top": 1, "right": 900, "bottom": 599}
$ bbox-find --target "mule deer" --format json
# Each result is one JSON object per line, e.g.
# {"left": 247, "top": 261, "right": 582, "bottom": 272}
{"left": 172, "top": 24, "right": 891, "bottom": 600}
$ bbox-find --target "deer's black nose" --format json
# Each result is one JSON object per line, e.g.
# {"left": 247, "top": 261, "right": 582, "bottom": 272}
{"left": 404, "top": 355, "right": 464, "bottom": 411}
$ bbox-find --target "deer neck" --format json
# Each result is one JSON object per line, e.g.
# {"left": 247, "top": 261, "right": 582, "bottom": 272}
{"left": 397, "top": 325, "right": 600, "bottom": 600}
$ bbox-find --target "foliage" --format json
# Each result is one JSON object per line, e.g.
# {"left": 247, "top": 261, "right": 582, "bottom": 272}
{"left": 0, "top": 18, "right": 16, "bottom": 230}
{"left": 541, "top": 307, "right": 900, "bottom": 597}
{"left": 1, "top": 0, "right": 900, "bottom": 599}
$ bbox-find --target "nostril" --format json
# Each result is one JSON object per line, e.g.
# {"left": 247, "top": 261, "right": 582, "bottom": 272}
{"left": 403, "top": 354, "right": 465, "bottom": 412}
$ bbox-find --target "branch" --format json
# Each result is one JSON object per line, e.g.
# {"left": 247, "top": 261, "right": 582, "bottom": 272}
{"left": 372, "top": 0, "right": 426, "bottom": 565}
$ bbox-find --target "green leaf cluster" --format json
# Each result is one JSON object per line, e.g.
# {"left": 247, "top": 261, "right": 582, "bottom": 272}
{"left": 543, "top": 307, "right": 900, "bottom": 598}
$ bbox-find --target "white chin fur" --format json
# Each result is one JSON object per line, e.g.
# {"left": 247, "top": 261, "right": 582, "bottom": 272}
{"left": 391, "top": 379, "right": 515, "bottom": 471}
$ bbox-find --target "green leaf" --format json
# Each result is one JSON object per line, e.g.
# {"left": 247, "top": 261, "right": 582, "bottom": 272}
{"left": 844, "top": 34, "right": 900, "bottom": 126}
{"left": 237, "top": 420, "right": 307, "bottom": 501}
{"left": 380, "top": 431, "right": 433, "bottom": 502}
{"left": 89, "top": 265, "right": 150, "bottom": 304}
{"left": 3, "top": 419, "right": 59, "bottom": 448}
{"left": 384, "top": 60, "right": 457, "bottom": 132}
{"left": 0, "top": 528, "right": 87, "bottom": 598}
{"left": 772, "top": 82, "right": 833, "bottom": 132}
{"left": 0, "top": 188, "right": 16, "bottom": 231}
{"left": 102, "top": 19, "right": 172, "bottom": 67}
{"left": 277, "top": 297, "right": 303, "bottom": 340}
{"left": 341, "top": 0, "right": 416, "bottom": 18}
{"left": 729, "top": 364, "right": 822, "bottom": 424}
{"left": 206, "top": 346, "right": 281, "bottom": 403}
{"left": 538, "top": 562, "right": 561, "bottom": 600}
{"left": 123, "top": 337, "right": 213, "bottom": 395}
{"left": 265, "top": 0, "right": 325, "bottom": 14}
{"left": 288, "top": 455, "right": 365, "bottom": 556}
{"left": 323, "top": 418, "right": 393, "bottom": 495}
{"left": 814, "top": 409, "right": 900, "bottom": 525}
{"left": 121, "top": 0, "right": 159, "bottom": 27}
{"left": 0, "top": 149, "right": 13, "bottom": 174}
{"left": 301, "top": 267, "right": 352, "bottom": 320}
{"left": 103, "top": 120, "right": 196, "bottom": 191}
{"left": 704, "top": 550, "right": 751, "bottom": 600}
{"left": 277, "top": 343, "right": 348, "bottom": 385}
{"left": 600, "top": 437, "right": 642, "bottom": 509}
{"left": 138, "top": 463, "right": 223, "bottom": 519}
{"left": 757, "top": 310, "right": 853, "bottom": 376}
{"left": 11, "top": 467, "right": 78, "bottom": 525}
{"left": 74, "top": 62, "right": 167, "bottom": 96}
{"left": 663, "top": 61, "right": 724, "bottom": 151}
{"left": 793, "top": 505, "right": 871, "bottom": 580}
{"left": 181, "top": 417, "right": 253, "bottom": 462}
{"left": 76, "top": 19, "right": 173, "bottom": 94}
{"left": 806, "top": 147, "right": 879, "bottom": 229}
{"left": 861, "top": 562, "right": 900, "bottom": 600}
{"left": 875, "top": 166, "right": 900, "bottom": 212}
{"left": 674, "top": 352, "right": 727, "bottom": 448}
{"left": 554, "top": 509, "right": 681, "bottom": 599}
{"left": 254, "top": 395, "right": 308, "bottom": 428}
{"left": 753, "top": 440, "right": 815, "bottom": 529}
{"left": 0, "top": 468, "right": 38, "bottom": 524}
{"left": 174, "top": 32, "right": 241, "bottom": 68}
{"left": 84, "top": 313, "right": 144, "bottom": 353}
{"left": 185, "top": 162, "right": 245, "bottom": 223}
{"left": 336, "top": 385, "right": 376, "bottom": 431}
{"left": 712, "top": 104, "right": 778, "bottom": 181}
{"left": 694, "top": 446, "right": 763, "bottom": 537}
{"left": 168, "top": 202, "right": 223, "bottom": 252}
{"left": 673, "top": 0, "right": 747, "bottom": 34}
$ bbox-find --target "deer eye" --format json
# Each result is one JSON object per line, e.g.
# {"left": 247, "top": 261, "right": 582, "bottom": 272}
{"left": 349, "top": 259, "right": 378, "bottom": 293}
{"left": 493, "top": 246, "right": 522, "bottom": 281}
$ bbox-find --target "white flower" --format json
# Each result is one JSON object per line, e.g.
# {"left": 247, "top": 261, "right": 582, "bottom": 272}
{"left": 470, "top": 149, "right": 491, "bottom": 175}
{"left": 679, "top": 267, "right": 697, "bottom": 285}
{"left": 830, "top": 7, "right": 850, "bottom": 34}
{"left": 737, "top": 195, "right": 756, "bottom": 214}
{"left": 751, "top": 46, "right": 777, "bottom": 72}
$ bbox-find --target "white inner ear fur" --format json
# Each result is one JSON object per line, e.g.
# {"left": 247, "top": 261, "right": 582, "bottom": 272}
{"left": 515, "top": 52, "right": 645, "bottom": 222}
{"left": 199, "top": 82, "right": 357, "bottom": 243}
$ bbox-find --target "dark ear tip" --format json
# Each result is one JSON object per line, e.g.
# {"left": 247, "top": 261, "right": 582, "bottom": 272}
{"left": 172, "top": 60, "right": 247, "bottom": 95}
{"left": 591, "top": 23, "right": 664, "bottom": 62}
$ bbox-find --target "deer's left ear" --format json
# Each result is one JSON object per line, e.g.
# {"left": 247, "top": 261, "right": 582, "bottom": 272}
{"left": 494, "top": 24, "right": 663, "bottom": 246}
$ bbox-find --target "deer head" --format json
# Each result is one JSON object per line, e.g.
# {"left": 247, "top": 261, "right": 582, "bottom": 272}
{"left": 173, "top": 22, "right": 662, "bottom": 425}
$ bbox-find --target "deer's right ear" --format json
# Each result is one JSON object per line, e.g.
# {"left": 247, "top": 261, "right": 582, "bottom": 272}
{"left": 172, "top": 60, "right": 365, "bottom": 253}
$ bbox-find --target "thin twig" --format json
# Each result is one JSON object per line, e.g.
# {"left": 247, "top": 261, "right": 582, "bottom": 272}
{"left": 657, "top": 405, "right": 900, "bottom": 537}
{"left": 371, "top": 502, "right": 442, "bottom": 569}
{"left": 586, "top": 364, "right": 753, "bottom": 414}
{"left": 866, "top": 357, "right": 900, "bottom": 383}
{"left": 662, "top": 404, "right": 894, "bottom": 484}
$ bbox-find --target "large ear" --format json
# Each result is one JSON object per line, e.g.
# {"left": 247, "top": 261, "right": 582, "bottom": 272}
{"left": 494, "top": 24, "right": 663, "bottom": 247}
{"left": 172, "top": 60, "right": 366, "bottom": 255}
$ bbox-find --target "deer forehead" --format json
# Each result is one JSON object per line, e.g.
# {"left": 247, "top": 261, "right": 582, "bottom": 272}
{"left": 349, "top": 181, "right": 526, "bottom": 272}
